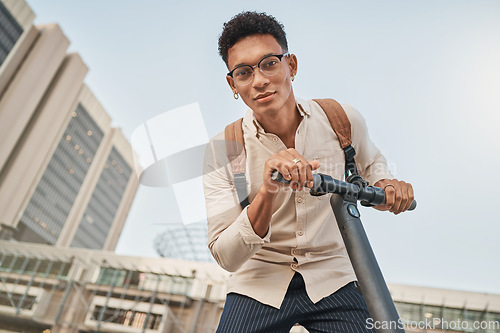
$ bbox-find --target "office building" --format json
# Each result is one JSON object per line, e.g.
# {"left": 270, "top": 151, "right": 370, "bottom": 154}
{"left": 0, "top": 0, "right": 139, "bottom": 250}
{"left": 0, "top": 240, "right": 228, "bottom": 333}
{"left": 1, "top": 241, "right": 499, "bottom": 333}
{"left": 391, "top": 284, "right": 500, "bottom": 333}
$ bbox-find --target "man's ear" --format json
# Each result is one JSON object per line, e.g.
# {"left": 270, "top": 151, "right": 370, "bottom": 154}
{"left": 226, "top": 75, "right": 237, "bottom": 93}
{"left": 288, "top": 54, "right": 298, "bottom": 76}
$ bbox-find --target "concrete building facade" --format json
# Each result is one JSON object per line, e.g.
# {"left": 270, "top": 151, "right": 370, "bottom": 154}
{"left": 1, "top": 241, "right": 499, "bottom": 333}
{"left": 0, "top": 241, "right": 228, "bottom": 333}
{"left": 0, "top": 0, "right": 139, "bottom": 250}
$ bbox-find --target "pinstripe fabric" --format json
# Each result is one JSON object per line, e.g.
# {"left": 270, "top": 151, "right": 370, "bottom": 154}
{"left": 216, "top": 273, "right": 374, "bottom": 332}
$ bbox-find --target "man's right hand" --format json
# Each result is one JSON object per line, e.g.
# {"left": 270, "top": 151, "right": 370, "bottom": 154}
{"left": 262, "top": 148, "right": 320, "bottom": 195}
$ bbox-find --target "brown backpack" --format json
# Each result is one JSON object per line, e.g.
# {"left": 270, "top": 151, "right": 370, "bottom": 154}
{"left": 224, "top": 98, "right": 357, "bottom": 209}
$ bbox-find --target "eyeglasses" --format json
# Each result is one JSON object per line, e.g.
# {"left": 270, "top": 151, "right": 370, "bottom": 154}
{"left": 227, "top": 53, "right": 289, "bottom": 86}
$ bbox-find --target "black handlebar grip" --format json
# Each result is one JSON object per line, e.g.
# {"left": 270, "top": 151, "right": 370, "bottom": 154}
{"left": 365, "top": 200, "right": 417, "bottom": 211}
{"left": 271, "top": 170, "right": 417, "bottom": 211}
{"left": 361, "top": 196, "right": 417, "bottom": 211}
{"left": 271, "top": 170, "right": 289, "bottom": 183}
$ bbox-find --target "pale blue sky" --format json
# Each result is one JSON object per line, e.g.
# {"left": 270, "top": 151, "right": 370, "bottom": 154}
{"left": 27, "top": 0, "right": 500, "bottom": 294}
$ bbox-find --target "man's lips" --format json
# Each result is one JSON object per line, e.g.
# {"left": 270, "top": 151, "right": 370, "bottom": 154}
{"left": 254, "top": 92, "right": 275, "bottom": 102}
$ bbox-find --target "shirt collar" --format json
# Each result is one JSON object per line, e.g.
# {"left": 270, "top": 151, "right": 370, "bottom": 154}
{"left": 243, "top": 98, "right": 310, "bottom": 135}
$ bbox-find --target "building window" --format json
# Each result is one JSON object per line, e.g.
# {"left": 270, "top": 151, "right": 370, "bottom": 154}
{"left": 0, "top": 290, "right": 36, "bottom": 310}
{"left": 0, "top": 254, "right": 71, "bottom": 278}
{"left": 395, "top": 301, "right": 500, "bottom": 332}
{"left": 0, "top": 1, "right": 24, "bottom": 66}
{"left": 70, "top": 147, "right": 132, "bottom": 250}
{"left": 94, "top": 267, "right": 193, "bottom": 296}
{"left": 17, "top": 103, "right": 104, "bottom": 245}
{"left": 96, "top": 267, "right": 126, "bottom": 286}
{"left": 92, "top": 305, "right": 162, "bottom": 330}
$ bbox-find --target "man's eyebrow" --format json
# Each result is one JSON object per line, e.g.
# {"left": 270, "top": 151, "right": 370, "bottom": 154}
{"left": 232, "top": 53, "right": 278, "bottom": 69}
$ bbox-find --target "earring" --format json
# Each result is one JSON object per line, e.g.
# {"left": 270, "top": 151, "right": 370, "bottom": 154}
{"left": 291, "top": 74, "right": 295, "bottom": 82}
{"left": 233, "top": 91, "right": 239, "bottom": 100}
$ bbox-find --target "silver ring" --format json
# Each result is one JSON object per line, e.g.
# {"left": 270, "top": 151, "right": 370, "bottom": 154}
{"left": 292, "top": 158, "right": 301, "bottom": 165}
{"left": 383, "top": 184, "right": 395, "bottom": 191}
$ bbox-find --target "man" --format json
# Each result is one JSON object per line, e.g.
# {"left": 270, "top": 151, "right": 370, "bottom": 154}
{"left": 203, "top": 11, "right": 414, "bottom": 332}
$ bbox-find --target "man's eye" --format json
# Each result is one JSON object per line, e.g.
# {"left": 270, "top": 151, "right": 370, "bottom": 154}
{"left": 262, "top": 60, "right": 277, "bottom": 68}
{"left": 235, "top": 69, "right": 250, "bottom": 76}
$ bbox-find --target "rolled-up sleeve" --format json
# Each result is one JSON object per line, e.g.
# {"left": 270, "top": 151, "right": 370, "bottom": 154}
{"left": 342, "top": 104, "right": 393, "bottom": 185}
{"left": 202, "top": 133, "right": 271, "bottom": 273}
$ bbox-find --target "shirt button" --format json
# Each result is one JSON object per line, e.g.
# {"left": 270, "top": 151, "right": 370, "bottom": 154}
{"left": 297, "top": 197, "right": 303, "bottom": 203}
{"left": 292, "top": 249, "right": 299, "bottom": 255}
{"left": 272, "top": 137, "right": 278, "bottom": 142}
{"left": 291, "top": 263, "right": 298, "bottom": 269}
{"left": 297, "top": 230, "right": 304, "bottom": 236}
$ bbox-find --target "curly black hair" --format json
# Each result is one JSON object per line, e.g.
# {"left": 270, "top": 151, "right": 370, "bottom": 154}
{"left": 218, "top": 11, "right": 288, "bottom": 67}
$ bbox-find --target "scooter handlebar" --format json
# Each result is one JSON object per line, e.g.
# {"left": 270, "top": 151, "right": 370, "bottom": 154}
{"left": 271, "top": 171, "right": 417, "bottom": 211}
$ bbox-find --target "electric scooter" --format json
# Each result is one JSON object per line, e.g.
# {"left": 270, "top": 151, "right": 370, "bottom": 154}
{"left": 272, "top": 170, "right": 417, "bottom": 333}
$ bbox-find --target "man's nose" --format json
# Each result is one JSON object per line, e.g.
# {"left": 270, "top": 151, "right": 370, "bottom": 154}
{"left": 252, "top": 69, "right": 270, "bottom": 88}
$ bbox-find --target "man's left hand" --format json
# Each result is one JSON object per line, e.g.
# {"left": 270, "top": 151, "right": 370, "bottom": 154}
{"left": 373, "top": 179, "right": 414, "bottom": 215}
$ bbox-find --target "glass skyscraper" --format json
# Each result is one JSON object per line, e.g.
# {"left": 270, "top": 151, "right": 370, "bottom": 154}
{"left": 0, "top": 1, "right": 23, "bottom": 66}
{"left": 0, "top": 0, "right": 139, "bottom": 251}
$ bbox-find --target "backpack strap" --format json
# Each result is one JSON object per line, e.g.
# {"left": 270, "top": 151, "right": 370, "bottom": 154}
{"left": 312, "top": 98, "right": 358, "bottom": 180}
{"left": 224, "top": 118, "right": 250, "bottom": 209}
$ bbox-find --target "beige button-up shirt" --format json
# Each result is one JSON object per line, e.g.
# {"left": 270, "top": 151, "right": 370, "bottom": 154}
{"left": 203, "top": 98, "right": 393, "bottom": 309}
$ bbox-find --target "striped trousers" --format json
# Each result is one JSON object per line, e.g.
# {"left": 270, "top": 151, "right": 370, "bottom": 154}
{"left": 216, "top": 273, "right": 374, "bottom": 333}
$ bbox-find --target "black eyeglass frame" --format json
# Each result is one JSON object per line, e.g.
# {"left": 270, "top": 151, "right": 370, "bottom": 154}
{"left": 226, "top": 53, "right": 290, "bottom": 80}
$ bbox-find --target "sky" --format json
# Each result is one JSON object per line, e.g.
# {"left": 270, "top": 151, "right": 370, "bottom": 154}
{"left": 26, "top": 0, "right": 500, "bottom": 295}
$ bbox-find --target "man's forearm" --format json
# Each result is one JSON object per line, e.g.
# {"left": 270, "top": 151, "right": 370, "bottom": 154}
{"left": 247, "top": 185, "right": 278, "bottom": 238}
